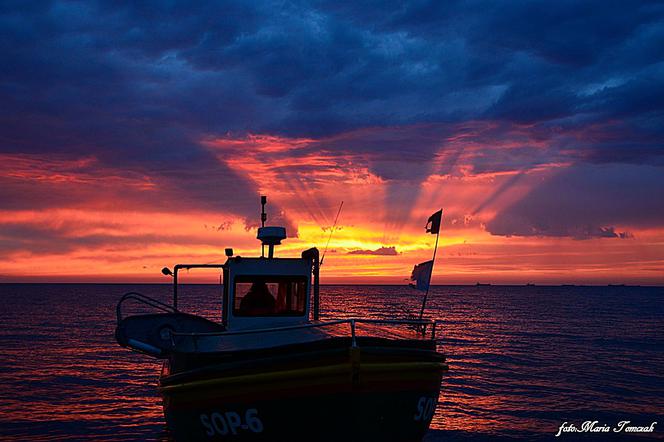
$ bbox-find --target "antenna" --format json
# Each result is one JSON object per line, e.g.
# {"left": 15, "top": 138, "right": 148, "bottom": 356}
{"left": 320, "top": 201, "right": 343, "bottom": 266}
{"left": 260, "top": 195, "right": 267, "bottom": 257}
{"left": 261, "top": 195, "right": 267, "bottom": 227}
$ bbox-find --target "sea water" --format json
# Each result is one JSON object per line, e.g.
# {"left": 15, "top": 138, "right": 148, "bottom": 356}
{"left": 0, "top": 284, "right": 662, "bottom": 440}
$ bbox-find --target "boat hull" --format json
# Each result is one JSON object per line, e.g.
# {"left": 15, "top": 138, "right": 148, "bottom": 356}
{"left": 160, "top": 343, "right": 445, "bottom": 441}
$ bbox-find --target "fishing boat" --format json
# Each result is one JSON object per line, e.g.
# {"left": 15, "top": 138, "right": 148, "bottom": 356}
{"left": 115, "top": 197, "right": 447, "bottom": 441}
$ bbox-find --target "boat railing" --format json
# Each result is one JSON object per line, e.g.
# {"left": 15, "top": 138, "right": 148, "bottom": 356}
{"left": 116, "top": 292, "right": 176, "bottom": 323}
{"left": 170, "top": 318, "right": 440, "bottom": 347}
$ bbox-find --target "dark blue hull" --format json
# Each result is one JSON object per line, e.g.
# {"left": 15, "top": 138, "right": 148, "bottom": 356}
{"left": 160, "top": 341, "right": 446, "bottom": 441}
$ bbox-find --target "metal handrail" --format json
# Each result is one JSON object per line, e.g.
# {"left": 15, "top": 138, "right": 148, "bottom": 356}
{"left": 171, "top": 319, "right": 351, "bottom": 337}
{"left": 170, "top": 317, "right": 438, "bottom": 343}
{"left": 116, "top": 292, "right": 176, "bottom": 323}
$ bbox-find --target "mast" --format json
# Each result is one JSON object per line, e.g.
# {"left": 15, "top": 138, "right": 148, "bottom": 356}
{"left": 256, "top": 196, "right": 286, "bottom": 259}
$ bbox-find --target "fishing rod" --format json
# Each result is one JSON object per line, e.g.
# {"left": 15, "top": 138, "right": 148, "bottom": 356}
{"left": 320, "top": 201, "right": 344, "bottom": 266}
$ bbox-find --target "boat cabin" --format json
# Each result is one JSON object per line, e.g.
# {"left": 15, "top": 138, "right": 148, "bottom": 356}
{"left": 222, "top": 255, "right": 314, "bottom": 330}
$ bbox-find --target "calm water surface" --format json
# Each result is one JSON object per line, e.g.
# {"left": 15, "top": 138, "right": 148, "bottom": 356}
{"left": 0, "top": 284, "right": 662, "bottom": 440}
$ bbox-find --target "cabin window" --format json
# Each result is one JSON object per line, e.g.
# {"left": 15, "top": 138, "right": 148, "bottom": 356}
{"left": 233, "top": 276, "right": 307, "bottom": 317}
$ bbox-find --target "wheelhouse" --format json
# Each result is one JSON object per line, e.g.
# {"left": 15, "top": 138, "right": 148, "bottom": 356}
{"left": 222, "top": 256, "right": 314, "bottom": 330}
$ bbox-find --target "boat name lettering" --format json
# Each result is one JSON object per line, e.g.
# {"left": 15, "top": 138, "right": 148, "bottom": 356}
{"left": 414, "top": 396, "right": 436, "bottom": 421}
{"left": 200, "top": 408, "right": 264, "bottom": 436}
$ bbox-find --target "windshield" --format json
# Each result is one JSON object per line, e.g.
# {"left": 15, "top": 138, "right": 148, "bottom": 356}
{"left": 234, "top": 276, "right": 307, "bottom": 317}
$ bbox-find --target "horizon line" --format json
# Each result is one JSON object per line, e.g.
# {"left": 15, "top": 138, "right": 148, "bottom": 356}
{"left": 0, "top": 282, "right": 662, "bottom": 288}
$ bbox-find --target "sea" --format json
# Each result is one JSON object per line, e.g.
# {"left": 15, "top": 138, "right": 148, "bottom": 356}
{"left": 0, "top": 284, "right": 662, "bottom": 441}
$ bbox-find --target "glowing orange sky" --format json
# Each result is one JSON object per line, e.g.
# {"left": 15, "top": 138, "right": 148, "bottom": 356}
{"left": 3, "top": 1, "right": 664, "bottom": 287}
{"left": 1, "top": 128, "right": 663, "bottom": 285}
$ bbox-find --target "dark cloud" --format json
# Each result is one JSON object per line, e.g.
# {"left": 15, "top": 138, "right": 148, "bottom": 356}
{"left": 348, "top": 246, "right": 399, "bottom": 256}
{"left": 5, "top": 1, "right": 662, "bottom": 142}
{"left": 486, "top": 164, "right": 664, "bottom": 239}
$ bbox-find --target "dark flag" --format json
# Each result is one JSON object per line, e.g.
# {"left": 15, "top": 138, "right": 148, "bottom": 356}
{"left": 426, "top": 209, "right": 442, "bottom": 234}
{"left": 409, "top": 260, "right": 434, "bottom": 292}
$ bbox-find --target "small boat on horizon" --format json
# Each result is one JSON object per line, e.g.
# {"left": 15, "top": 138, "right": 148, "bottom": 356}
{"left": 115, "top": 197, "right": 447, "bottom": 441}
{"left": 475, "top": 282, "right": 491, "bottom": 286}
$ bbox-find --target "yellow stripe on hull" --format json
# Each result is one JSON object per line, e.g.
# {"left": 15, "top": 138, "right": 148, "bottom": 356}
{"left": 159, "top": 361, "right": 447, "bottom": 394}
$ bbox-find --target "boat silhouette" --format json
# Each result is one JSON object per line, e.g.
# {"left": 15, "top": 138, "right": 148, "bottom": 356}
{"left": 115, "top": 197, "right": 446, "bottom": 441}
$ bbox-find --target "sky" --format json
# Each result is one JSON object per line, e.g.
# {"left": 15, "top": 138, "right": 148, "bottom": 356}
{"left": 1, "top": 1, "right": 663, "bottom": 285}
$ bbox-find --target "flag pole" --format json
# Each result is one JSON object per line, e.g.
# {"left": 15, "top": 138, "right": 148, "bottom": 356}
{"left": 418, "top": 215, "right": 441, "bottom": 322}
